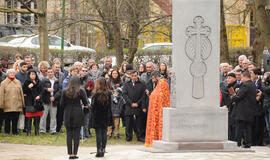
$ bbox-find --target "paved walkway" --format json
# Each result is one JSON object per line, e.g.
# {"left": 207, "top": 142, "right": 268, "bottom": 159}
{"left": 0, "top": 143, "right": 270, "bottom": 160}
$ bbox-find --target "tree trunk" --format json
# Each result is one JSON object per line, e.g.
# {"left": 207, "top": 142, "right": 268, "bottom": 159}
{"left": 112, "top": 0, "right": 123, "bottom": 67}
{"left": 252, "top": 2, "right": 264, "bottom": 67}
{"left": 127, "top": 0, "right": 146, "bottom": 64}
{"left": 127, "top": 22, "right": 140, "bottom": 64}
{"left": 220, "top": 0, "right": 230, "bottom": 63}
{"left": 252, "top": 26, "right": 264, "bottom": 67}
{"left": 37, "top": 0, "right": 49, "bottom": 61}
{"left": 254, "top": 0, "right": 270, "bottom": 56}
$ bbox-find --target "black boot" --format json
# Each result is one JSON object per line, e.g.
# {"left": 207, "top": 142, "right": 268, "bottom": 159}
{"left": 100, "top": 148, "right": 105, "bottom": 157}
{"left": 95, "top": 148, "right": 102, "bottom": 157}
{"left": 34, "top": 117, "right": 40, "bottom": 136}
{"left": 27, "top": 118, "right": 32, "bottom": 136}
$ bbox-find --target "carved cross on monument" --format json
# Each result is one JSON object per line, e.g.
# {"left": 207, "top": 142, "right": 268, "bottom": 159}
{"left": 185, "top": 16, "right": 212, "bottom": 99}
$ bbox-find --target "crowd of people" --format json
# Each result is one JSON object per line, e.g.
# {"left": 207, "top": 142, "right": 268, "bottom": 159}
{"left": 220, "top": 55, "right": 270, "bottom": 148}
{"left": 0, "top": 54, "right": 172, "bottom": 158}
{"left": 1, "top": 52, "right": 269, "bottom": 158}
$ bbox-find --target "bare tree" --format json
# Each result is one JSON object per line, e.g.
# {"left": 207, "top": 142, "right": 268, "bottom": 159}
{"left": 220, "top": 0, "right": 230, "bottom": 63}
{"left": 0, "top": 0, "right": 49, "bottom": 61}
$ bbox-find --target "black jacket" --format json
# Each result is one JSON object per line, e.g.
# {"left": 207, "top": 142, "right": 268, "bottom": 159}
{"left": 231, "top": 80, "right": 257, "bottom": 122}
{"left": 254, "top": 79, "right": 264, "bottom": 116}
{"left": 91, "top": 92, "right": 112, "bottom": 128}
{"left": 262, "top": 82, "right": 270, "bottom": 113}
{"left": 41, "top": 77, "right": 62, "bottom": 106}
{"left": 122, "top": 79, "right": 146, "bottom": 116}
{"left": 60, "top": 89, "right": 88, "bottom": 127}
{"left": 23, "top": 79, "right": 43, "bottom": 107}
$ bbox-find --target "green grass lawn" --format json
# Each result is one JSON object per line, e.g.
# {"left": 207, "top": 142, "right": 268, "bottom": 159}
{"left": 0, "top": 126, "right": 143, "bottom": 146}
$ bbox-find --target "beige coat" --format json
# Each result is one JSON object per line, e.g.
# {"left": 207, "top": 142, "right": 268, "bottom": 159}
{"left": 0, "top": 78, "right": 25, "bottom": 112}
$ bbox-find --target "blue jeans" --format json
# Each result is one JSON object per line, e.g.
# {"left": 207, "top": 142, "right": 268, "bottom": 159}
{"left": 265, "top": 108, "right": 270, "bottom": 144}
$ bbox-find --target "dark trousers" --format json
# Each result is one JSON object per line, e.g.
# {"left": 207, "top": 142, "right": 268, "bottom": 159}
{"left": 56, "top": 105, "right": 64, "bottom": 132}
{"left": 27, "top": 117, "right": 41, "bottom": 135}
{"left": 4, "top": 112, "right": 20, "bottom": 134}
{"left": 236, "top": 120, "right": 252, "bottom": 147}
{"left": 66, "top": 127, "right": 80, "bottom": 155}
{"left": 125, "top": 115, "right": 143, "bottom": 140}
{"left": 252, "top": 115, "right": 265, "bottom": 146}
{"left": 0, "top": 109, "right": 5, "bottom": 132}
{"left": 228, "top": 112, "right": 236, "bottom": 141}
{"left": 141, "top": 112, "right": 147, "bottom": 138}
{"left": 95, "top": 128, "right": 107, "bottom": 152}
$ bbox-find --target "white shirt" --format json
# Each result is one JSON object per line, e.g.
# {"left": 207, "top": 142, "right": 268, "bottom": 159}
{"left": 49, "top": 77, "right": 56, "bottom": 96}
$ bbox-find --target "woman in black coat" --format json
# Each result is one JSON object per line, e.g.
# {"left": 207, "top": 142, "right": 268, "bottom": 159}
{"left": 23, "top": 69, "right": 43, "bottom": 136}
{"left": 91, "top": 77, "right": 112, "bottom": 158}
{"left": 60, "top": 76, "right": 89, "bottom": 159}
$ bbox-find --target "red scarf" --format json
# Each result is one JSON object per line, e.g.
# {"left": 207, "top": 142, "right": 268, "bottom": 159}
{"left": 8, "top": 77, "right": 15, "bottom": 81}
{"left": 41, "top": 71, "right": 46, "bottom": 76}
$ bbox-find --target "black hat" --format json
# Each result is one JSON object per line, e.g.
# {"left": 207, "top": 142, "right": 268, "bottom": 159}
{"left": 19, "top": 61, "right": 27, "bottom": 67}
{"left": 125, "top": 64, "right": 133, "bottom": 71}
{"left": 227, "top": 73, "right": 236, "bottom": 78}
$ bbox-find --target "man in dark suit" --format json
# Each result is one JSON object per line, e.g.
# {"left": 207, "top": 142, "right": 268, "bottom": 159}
{"left": 222, "top": 73, "right": 240, "bottom": 141}
{"left": 250, "top": 68, "right": 265, "bottom": 146}
{"left": 232, "top": 71, "right": 257, "bottom": 148}
{"left": 123, "top": 70, "right": 146, "bottom": 142}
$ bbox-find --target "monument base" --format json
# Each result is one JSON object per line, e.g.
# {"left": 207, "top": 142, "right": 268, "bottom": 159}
{"left": 143, "top": 107, "right": 253, "bottom": 152}
{"left": 151, "top": 140, "right": 251, "bottom": 152}
{"left": 142, "top": 140, "right": 254, "bottom": 152}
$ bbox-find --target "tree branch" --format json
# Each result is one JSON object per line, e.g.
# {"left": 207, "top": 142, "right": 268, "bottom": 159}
{"left": 17, "top": 0, "right": 45, "bottom": 15}
{"left": 0, "top": 7, "right": 43, "bottom": 15}
{"left": 139, "top": 15, "right": 171, "bottom": 34}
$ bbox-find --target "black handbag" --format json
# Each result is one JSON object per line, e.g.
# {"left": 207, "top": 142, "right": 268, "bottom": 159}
{"left": 25, "top": 105, "right": 37, "bottom": 113}
{"left": 34, "top": 100, "right": 44, "bottom": 111}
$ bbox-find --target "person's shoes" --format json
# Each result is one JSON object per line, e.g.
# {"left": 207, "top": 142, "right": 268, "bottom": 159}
{"left": 101, "top": 148, "right": 105, "bottom": 157}
{"left": 243, "top": 145, "right": 251, "bottom": 148}
{"left": 27, "top": 131, "right": 31, "bottom": 136}
{"left": 73, "top": 156, "right": 79, "bottom": 159}
{"left": 95, "top": 152, "right": 102, "bottom": 157}
{"left": 40, "top": 131, "right": 45, "bottom": 135}
{"left": 237, "top": 142, "right": 241, "bottom": 147}
{"left": 69, "top": 156, "right": 75, "bottom": 159}
{"left": 114, "top": 135, "right": 120, "bottom": 139}
{"left": 23, "top": 129, "right": 27, "bottom": 133}
{"left": 107, "top": 135, "right": 112, "bottom": 140}
{"left": 51, "top": 132, "right": 57, "bottom": 135}
{"left": 126, "top": 137, "right": 132, "bottom": 142}
{"left": 137, "top": 138, "right": 145, "bottom": 142}
{"left": 13, "top": 132, "right": 20, "bottom": 135}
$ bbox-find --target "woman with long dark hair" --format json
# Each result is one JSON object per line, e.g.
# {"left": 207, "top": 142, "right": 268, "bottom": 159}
{"left": 23, "top": 69, "right": 43, "bottom": 136}
{"left": 138, "top": 63, "right": 146, "bottom": 76}
{"left": 108, "top": 69, "right": 122, "bottom": 90}
{"left": 60, "top": 76, "right": 89, "bottom": 159}
{"left": 159, "top": 62, "right": 168, "bottom": 79}
{"left": 91, "top": 77, "right": 112, "bottom": 157}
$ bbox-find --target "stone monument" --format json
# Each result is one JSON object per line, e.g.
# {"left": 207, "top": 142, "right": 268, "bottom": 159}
{"left": 151, "top": 0, "right": 238, "bottom": 151}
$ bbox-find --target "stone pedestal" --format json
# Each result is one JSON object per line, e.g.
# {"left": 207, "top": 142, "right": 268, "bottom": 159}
{"left": 151, "top": 108, "right": 240, "bottom": 151}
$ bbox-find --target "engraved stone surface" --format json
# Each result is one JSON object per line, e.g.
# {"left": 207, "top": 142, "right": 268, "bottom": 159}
{"left": 185, "top": 16, "right": 212, "bottom": 99}
{"left": 150, "top": 0, "right": 239, "bottom": 152}
{"left": 173, "top": 0, "right": 220, "bottom": 108}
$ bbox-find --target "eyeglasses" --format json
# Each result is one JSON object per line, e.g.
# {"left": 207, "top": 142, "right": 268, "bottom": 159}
{"left": 82, "top": 70, "right": 88, "bottom": 72}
